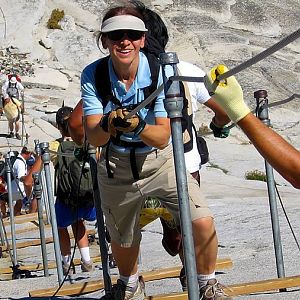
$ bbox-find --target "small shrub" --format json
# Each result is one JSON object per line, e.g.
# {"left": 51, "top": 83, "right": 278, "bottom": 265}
{"left": 47, "top": 9, "right": 65, "bottom": 29}
{"left": 245, "top": 169, "right": 267, "bottom": 182}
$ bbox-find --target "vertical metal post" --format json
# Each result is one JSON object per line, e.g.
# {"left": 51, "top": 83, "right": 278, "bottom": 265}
{"left": 0, "top": 213, "right": 5, "bottom": 245}
{"left": 160, "top": 52, "right": 199, "bottom": 300}
{"left": 88, "top": 145, "right": 112, "bottom": 294}
{"left": 40, "top": 142, "right": 64, "bottom": 284}
{"left": 32, "top": 172, "right": 49, "bottom": 277}
{"left": 34, "top": 140, "right": 50, "bottom": 225}
{"left": 254, "top": 90, "right": 286, "bottom": 283}
{"left": 5, "top": 154, "right": 17, "bottom": 265}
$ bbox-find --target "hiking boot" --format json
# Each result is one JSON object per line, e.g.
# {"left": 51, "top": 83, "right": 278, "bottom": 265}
{"left": 62, "top": 261, "right": 75, "bottom": 276}
{"left": 199, "top": 279, "right": 232, "bottom": 299}
{"left": 7, "top": 132, "right": 14, "bottom": 138}
{"left": 179, "top": 267, "right": 187, "bottom": 291}
{"left": 15, "top": 133, "right": 21, "bottom": 140}
{"left": 81, "top": 260, "right": 94, "bottom": 272}
{"left": 160, "top": 217, "right": 182, "bottom": 256}
{"left": 101, "top": 276, "right": 145, "bottom": 300}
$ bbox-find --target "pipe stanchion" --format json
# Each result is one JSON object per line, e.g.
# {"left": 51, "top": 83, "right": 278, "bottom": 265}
{"left": 32, "top": 172, "right": 49, "bottom": 277}
{"left": 88, "top": 144, "right": 112, "bottom": 295}
{"left": 160, "top": 52, "right": 199, "bottom": 300}
{"left": 5, "top": 154, "right": 17, "bottom": 265}
{"left": 40, "top": 142, "right": 64, "bottom": 284}
{"left": 255, "top": 90, "right": 286, "bottom": 290}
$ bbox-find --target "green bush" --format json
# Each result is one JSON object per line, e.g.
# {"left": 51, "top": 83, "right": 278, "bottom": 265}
{"left": 245, "top": 169, "right": 267, "bottom": 182}
{"left": 47, "top": 9, "right": 65, "bottom": 29}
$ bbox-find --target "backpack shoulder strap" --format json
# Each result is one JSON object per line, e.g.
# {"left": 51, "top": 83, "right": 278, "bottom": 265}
{"left": 94, "top": 56, "right": 121, "bottom": 108}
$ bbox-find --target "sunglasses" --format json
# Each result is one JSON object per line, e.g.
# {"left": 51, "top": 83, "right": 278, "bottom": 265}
{"left": 106, "top": 30, "right": 144, "bottom": 42}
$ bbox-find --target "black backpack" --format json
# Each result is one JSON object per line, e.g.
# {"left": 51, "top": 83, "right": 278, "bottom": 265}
{"left": 0, "top": 155, "right": 24, "bottom": 183}
{"left": 94, "top": 52, "right": 195, "bottom": 153}
{"left": 54, "top": 139, "right": 94, "bottom": 209}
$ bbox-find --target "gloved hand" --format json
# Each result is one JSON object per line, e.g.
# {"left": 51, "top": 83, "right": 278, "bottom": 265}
{"left": 209, "top": 118, "right": 230, "bottom": 138}
{"left": 110, "top": 108, "right": 146, "bottom": 136}
{"left": 204, "top": 65, "right": 250, "bottom": 123}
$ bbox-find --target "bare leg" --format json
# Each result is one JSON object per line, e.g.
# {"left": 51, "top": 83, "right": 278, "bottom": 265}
{"left": 29, "top": 197, "right": 38, "bottom": 213}
{"left": 58, "top": 227, "right": 71, "bottom": 256}
{"left": 71, "top": 219, "right": 89, "bottom": 248}
{"left": 111, "top": 241, "right": 139, "bottom": 276}
{"left": 0, "top": 200, "right": 7, "bottom": 217}
{"left": 8, "top": 120, "right": 14, "bottom": 133}
{"left": 15, "top": 120, "right": 20, "bottom": 134}
{"left": 14, "top": 199, "right": 22, "bottom": 216}
{"left": 193, "top": 217, "right": 218, "bottom": 274}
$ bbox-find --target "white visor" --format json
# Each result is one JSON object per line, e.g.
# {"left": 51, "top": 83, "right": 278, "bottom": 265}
{"left": 101, "top": 15, "right": 148, "bottom": 33}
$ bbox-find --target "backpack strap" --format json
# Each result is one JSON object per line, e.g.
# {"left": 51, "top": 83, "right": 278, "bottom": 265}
{"left": 94, "top": 53, "right": 160, "bottom": 111}
{"left": 94, "top": 56, "right": 122, "bottom": 109}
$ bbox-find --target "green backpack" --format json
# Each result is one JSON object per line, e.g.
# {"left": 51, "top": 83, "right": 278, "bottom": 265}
{"left": 54, "top": 139, "right": 94, "bottom": 209}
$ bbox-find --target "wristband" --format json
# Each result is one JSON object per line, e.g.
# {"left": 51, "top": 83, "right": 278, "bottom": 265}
{"left": 133, "top": 117, "right": 146, "bottom": 136}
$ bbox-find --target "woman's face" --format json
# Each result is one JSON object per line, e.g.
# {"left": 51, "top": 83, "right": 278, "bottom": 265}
{"left": 102, "top": 30, "right": 145, "bottom": 67}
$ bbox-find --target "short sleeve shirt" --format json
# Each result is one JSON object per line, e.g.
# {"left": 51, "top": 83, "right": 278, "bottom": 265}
{"left": 81, "top": 52, "right": 171, "bottom": 153}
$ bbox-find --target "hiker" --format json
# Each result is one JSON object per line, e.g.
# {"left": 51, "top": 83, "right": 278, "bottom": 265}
{"left": 205, "top": 64, "right": 300, "bottom": 190}
{"left": 131, "top": 1, "right": 232, "bottom": 293}
{"left": 1, "top": 74, "right": 24, "bottom": 139}
{"left": 10, "top": 146, "right": 33, "bottom": 216}
{"left": 24, "top": 106, "right": 96, "bottom": 275}
{"left": 81, "top": 5, "right": 231, "bottom": 300}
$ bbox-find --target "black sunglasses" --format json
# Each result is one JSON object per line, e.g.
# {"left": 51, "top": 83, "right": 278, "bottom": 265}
{"left": 106, "top": 30, "right": 144, "bottom": 42}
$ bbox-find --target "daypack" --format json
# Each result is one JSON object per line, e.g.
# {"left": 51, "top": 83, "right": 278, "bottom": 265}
{"left": 94, "top": 52, "right": 194, "bottom": 153}
{"left": 7, "top": 83, "right": 19, "bottom": 99}
{"left": 54, "top": 139, "right": 94, "bottom": 210}
{"left": 0, "top": 155, "right": 25, "bottom": 183}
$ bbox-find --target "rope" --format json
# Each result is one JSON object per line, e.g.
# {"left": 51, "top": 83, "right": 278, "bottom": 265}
{"left": 217, "top": 28, "right": 300, "bottom": 81}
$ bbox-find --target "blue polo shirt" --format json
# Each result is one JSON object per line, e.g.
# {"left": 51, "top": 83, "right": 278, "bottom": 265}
{"left": 81, "top": 51, "right": 171, "bottom": 153}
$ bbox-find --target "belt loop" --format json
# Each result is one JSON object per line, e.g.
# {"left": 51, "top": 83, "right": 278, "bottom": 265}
{"left": 130, "top": 148, "right": 140, "bottom": 180}
{"left": 105, "top": 141, "right": 114, "bottom": 178}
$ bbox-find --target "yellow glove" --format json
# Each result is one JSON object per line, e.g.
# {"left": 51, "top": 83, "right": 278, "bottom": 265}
{"left": 204, "top": 65, "right": 250, "bottom": 123}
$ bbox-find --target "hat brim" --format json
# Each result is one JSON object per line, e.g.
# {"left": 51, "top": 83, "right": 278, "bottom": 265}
{"left": 101, "top": 15, "right": 148, "bottom": 33}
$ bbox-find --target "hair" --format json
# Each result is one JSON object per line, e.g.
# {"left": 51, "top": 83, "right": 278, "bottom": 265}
{"left": 56, "top": 106, "right": 73, "bottom": 135}
{"left": 130, "top": 0, "right": 169, "bottom": 49}
{"left": 21, "top": 146, "right": 32, "bottom": 154}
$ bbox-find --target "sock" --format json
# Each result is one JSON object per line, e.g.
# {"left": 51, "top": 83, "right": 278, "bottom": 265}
{"left": 79, "top": 247, "right": 91, "bottom": 263}
{"left": 120, "top": 272, "right": 139, "bottom": 292}
{"left": 62, "top": 254, "right": 71, "bottom": 266}
{"left": 197, "top": 272, "right": 215, "bottom": 289}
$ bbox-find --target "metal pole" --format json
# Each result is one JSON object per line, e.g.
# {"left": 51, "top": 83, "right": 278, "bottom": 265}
{"left": 5, "top": 154, "right": 17, "bottom": 265}
{"left": 88, "top": 145, "right": 112, "bottom": 295}
{"left": 34, "top": 139, "right": 50, "bottom": 225}
{"left": 21, "top": 93, "right": 25, "bottom": 146}
{"left": 40, "top": 142, "right": 64, "bottom": 284}
{"left": 160, "top": 52, "right": 199, "bottom": 300}
{"left": 0, "top": 212, "right": 5, "bottom": 245}
{"left": 32, "top": 172, "right": 49, "bottom": 277}
{"left": 254, "top": 90, "right": 286, "bottom": 283}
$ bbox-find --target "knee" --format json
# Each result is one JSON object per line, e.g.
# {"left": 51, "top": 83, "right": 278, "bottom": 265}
{"left": 192, "top": 217, "right": 215, "bottom": 232}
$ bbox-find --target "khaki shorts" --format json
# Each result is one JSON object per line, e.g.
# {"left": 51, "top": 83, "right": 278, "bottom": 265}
{"left": 98, "top": 144, "right": 213, "bottom": 247}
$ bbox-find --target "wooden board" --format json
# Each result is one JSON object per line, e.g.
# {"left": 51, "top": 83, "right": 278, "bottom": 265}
{"left": 0, "top": 255, "right": 102, "bottom": 274}
{"left": 1, "top": 229, "right": 96, "bottom": 251}
{"left": 29, "top": 258, "right": 232, "bottom": 297}
{"left": 141, "top": 275, "right": 300, "bottom": 299}
{"left": 3, "top": 213, "right": 44, "bottom": 226}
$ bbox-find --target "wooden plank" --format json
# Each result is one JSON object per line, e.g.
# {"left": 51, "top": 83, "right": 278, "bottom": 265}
{"left": 0, "top": 255, "right": 102, "bottom": 274}
{"left": 144, "top": 275, "right": 300, "bottom": 299}
{"left": 3, "top": 213, "right": 42, "bottom": 226}
{"left": 29, "top": 258, "right": 232, "bottom": 297}
{"left": 1, "top": 229, "right": 96, "bottom": 251}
